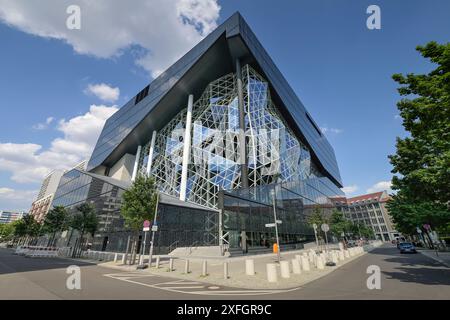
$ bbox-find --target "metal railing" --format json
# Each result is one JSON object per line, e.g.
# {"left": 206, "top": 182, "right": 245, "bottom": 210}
{"left": 187, "top": 241, "right": 200, "bottom": 255}
{"left": 168, "top": 240, "right": 179, "bottom": 253}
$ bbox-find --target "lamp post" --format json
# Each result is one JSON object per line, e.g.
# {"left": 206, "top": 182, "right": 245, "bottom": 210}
{"left": 270, "top": 189, "right": 281, "bottom": 263}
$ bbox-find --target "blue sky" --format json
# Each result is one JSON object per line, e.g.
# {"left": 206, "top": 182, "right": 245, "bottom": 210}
{"left": 0, "top": 0, "right": 449, "bottom": 211}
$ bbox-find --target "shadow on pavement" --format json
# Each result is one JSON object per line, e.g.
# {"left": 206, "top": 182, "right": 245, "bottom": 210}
{"left": 0, "top": 248, "right": 96, "bottom": 275}
{"left": 383, "top": 266, "right": 450, "bottom": 286}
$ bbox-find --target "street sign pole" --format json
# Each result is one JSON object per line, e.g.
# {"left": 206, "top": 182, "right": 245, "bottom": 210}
{"left": 313, "top": 223, "right": 319, "bottom": 250}
{"left": 148, "top": 192, "right": 160, "bottom": 267}
{"left": 321, "top": 223, "right": 330, "bottom": 253}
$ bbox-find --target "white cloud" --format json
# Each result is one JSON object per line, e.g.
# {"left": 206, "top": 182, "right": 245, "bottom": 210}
{"left": 32, "top": 116, "right": 54, "bottom": 130}
{"left": 0, "top": 0, "right": 221, "bottom": 78}
{"left": 394, "top": 114, "right": 402, "bottom": 120}
{"left": 367, "top": 181, "right": 392, "bottom": 193}
{"left": 320, "top": 127, "right": 343, "bottom": 135}
{"left": 0, "top": 105, "right": 118, "bottom": 184}
{"left": 85, "top": 83, "right": 120, "bottom": 102}
{"left": 0, "top": 187, "right": 38, "bottom": 211}
{"left": 341, "top": 185, "right": 359, "bottom": 195}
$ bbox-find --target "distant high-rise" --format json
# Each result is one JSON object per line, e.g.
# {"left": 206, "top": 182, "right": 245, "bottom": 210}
{"left": 0, "top": 211, "right": 27, "bottom": 224}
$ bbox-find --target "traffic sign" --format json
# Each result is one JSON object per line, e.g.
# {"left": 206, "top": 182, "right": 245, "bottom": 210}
{"left": 416, "top": 227, "right": 422, "bottom": 234}
{"left": 143, "top": 227, "right": 150, "bottom": 232}
{"left": 423, "top": 224, "right": 431, "bottom": 230}
{"left": 143, "top": 220, "right": 151, "bottom": 228}
{"left": 265, "top": 223, "right": 276, "bottom": 228}
{"left": 151, "top": 225, "right": 158, "bottom": 232}
{"left": 276, "top": 220, "right": 282, "bottom": 224}
{"left": 321, "top": 223, "right": 330, "bottom": 232}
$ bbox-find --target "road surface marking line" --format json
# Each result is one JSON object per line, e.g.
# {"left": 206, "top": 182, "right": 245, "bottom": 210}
{"left": 157, "top": 286, "right": 205, "bottom": 289}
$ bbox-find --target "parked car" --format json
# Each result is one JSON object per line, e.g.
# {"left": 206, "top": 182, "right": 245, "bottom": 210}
{"left": 398, "top": 242, "right": 417, "bottom": 254}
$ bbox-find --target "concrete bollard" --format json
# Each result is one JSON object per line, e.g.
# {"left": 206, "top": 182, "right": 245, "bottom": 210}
{"left": 155, "top": 256, "right": 160, "bottom": 269}
{"left": 317, "top": 256, "right": 325, "bottom": 270}
{"left": 121, "top": 253, "right": 126, "bottom": 264}
{"left": 139, "top": 255, "right": 144, "bottom": 265}
{"left": 169, "top": 258, "right": 174, "bottom": 271}
{"left": 114, "top": 253, "right": 118, "bottom": 262}
{"left": 223, "top": 262, "right": 229, "bottom": 279}
{"left": 202, "top": 260, "right": 208, "bottom": 276}
{"left": 280, "top": 261, "right": 290, "bottom": 278}
{"left": 266, "top": 263, "right": 278, "bottom": 283}
{"left": 339, "top": 250, "right": 345, "bottom": 261}
{"left": 292, "top": 259, "right": 302, "bottom": 274}
{"left": 344, "top": 249, "right": 350, "bottom": 258}
{"left": 301, "top": 256, "right": 310, "bottom": 271}
{"left": 349, "top": 248, "right": 355, "bottom": 256}
{"left": 184, "top": 259, "right": 190, "bottom": 274}
{"left": 308, "top": 252, "right": 315, "bottom": 264}
{"left": 245, "top": 259, "right": 255, "bottom": 276}
{"left": 331, "top": 252, "right": 338, "bottom": 264}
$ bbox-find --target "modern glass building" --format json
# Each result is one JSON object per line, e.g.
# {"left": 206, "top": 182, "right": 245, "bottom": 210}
{"left": 52, "top": 12, "right": 344, "bottom": 254}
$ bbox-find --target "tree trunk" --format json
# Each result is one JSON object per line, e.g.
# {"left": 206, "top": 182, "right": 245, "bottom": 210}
{"left": 130, "top": 238, "right": 137, "bottom": 265}
{"left": 124, "top": 235, "right": 131, "bottom": 265}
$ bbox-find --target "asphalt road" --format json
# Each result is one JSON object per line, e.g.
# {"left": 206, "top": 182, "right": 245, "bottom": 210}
{"left": 1, "top": 245, "right": 449, "bottom": 300}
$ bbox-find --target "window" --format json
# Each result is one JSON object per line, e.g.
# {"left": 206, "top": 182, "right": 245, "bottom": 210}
{"left": 134, "top": 85, "right": 149, "bottom": 105}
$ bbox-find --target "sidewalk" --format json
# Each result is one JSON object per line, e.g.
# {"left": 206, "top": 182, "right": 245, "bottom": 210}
{"left": 100, "top": 242, "right": 383, "bottom": 290}
{"left": 419, "top": 249, "right": 450, "bottom": 268}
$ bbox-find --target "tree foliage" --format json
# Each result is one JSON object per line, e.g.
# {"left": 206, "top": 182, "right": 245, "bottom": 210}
{"left": 42, "top": 205, "right": 69, "bottom": 246}
{"left": 0, "top": 223, "right": 15, "bottom": 241}
{"left": 329, "top": 210, "right": 353, "bottom": 239}
{"left": 120, "top": 175, "right": 158, "bottom": 232}
{"left": 70, "top": 203, "right": 99, "bottom": 237}
{"left": 350, "top": 223, "right": 375, "bottom": 239}
{"left": 389, "top": 41, "right": 450, "bottom": 204}
{"left": 387, "top": 195, "right": 450, "bottom": 235}
{"left": 388, "top": 41, "right": 450, "bottom": 234}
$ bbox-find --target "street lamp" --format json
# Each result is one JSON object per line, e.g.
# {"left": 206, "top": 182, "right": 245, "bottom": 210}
{"left": 270, "top": 188, "right": 281, "bottom": 263}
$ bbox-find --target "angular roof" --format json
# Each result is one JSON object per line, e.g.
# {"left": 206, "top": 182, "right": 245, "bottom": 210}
{"left": 87, "top": 12, "right": 343, "bottom": 187}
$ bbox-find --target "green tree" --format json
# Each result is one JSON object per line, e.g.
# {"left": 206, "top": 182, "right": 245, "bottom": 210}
{"left": 329, "top": 209, "right": 353, "bottom": 240}
{"left": 0, "top": 223, "right": 15, "bottom": 242}
{"left": 389, "top": 41, "right": 450, "bottom": 204}
{"left": 42, "top": 205, "right": 69, "bottom": 246}
{"left": 387, "top": 195, "right": 449, "bottom": 243}
{"left": 70, "top": 203, "right": 98, "bottom": 256}
{"left": 306, "top": 206, "right": 328, "bottom": 241}
{"left": 350, "top": 223, "right": 374, "bottom": 239}
{"left": 13, "top": 215, "right": 41, "bottom": 244}
{"left": 388, "top": 41, "right": 450, "bottom": 238}
{"left": 120, "top": 174, "right": 158, "bottom": 263}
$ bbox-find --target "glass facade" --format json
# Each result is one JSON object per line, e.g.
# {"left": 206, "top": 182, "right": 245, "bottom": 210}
{"left": 87, "top": 13, "right": 342, "bottom": 188}
{"left": 137, "top": 65, "right": 323, "bottom": 209}
{"left": 52, "top": 169, "right": 127, "bottom": 251}
{"left": 222, "top": 176, "right": 344, "bottom": 248}
{"left": 52, "top": 169, "right": 220, "bottom": 253}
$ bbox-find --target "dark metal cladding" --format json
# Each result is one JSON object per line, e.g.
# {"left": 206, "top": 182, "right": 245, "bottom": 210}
{"left": 87, "top": 12, "right": 343, "bottom": 188}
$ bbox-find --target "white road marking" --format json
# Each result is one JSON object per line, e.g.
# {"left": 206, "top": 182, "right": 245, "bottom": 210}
{"left": 103, "top": 272, "right": 289, "bottom": 296}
